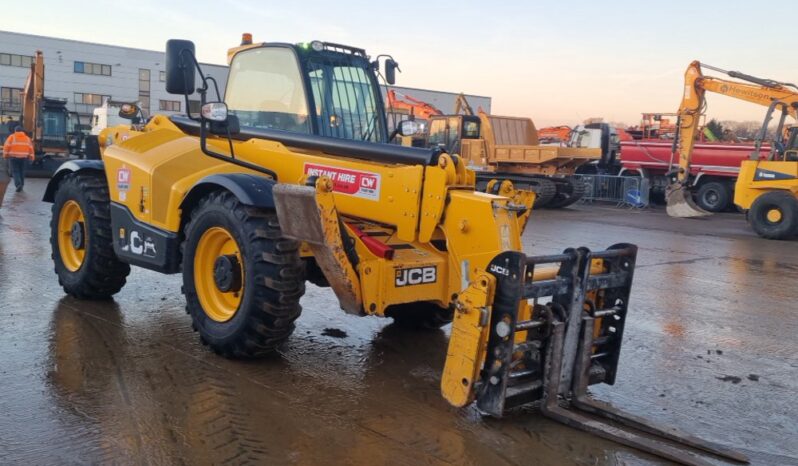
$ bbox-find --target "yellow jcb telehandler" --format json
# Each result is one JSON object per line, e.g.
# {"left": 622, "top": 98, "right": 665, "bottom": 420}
{"left": 43, "top": 36, "right": 747, "bottom": 465}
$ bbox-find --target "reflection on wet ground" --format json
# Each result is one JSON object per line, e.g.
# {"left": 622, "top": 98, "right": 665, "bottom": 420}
{"left": 1, "top": 180, "right": 796, "bottom": 465}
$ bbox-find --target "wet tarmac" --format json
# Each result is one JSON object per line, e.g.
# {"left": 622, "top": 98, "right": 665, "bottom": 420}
{"left": 1, "top": 180, "right": 796, "bottom": 465}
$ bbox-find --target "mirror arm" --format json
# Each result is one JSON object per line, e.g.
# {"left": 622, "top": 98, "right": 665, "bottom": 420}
{"left": 198, "top": 111, "right": 277, "bottom": 180}
{"left": 205, "top": 76, "right": 222, "bottom": 101}
{"left": 177, "top": 47, "right": 216, "bottom": 121}
{"left": 179, "top": 48, "right": 208, "bottom": 93}
{"left": 183, "top": 94, "right": 197, "bottom": 121}
{"left": 178, "top": 48, "right": 205, "bottom": 121}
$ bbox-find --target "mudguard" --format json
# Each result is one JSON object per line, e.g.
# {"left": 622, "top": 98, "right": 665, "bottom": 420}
{"left": 180, "top": 173, "right": 277, "bottom": 212}
{"left": 42, "top": 160, "right": 105, "bottom": 203}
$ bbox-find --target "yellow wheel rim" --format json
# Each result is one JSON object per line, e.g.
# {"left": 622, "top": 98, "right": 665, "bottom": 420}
{"left": 58, "top": 200, "right": 86, "bottom": 272}
{"left": 194, "top": 226, "right": 244, "bottom": 322}
{"left": 766, "top": 208, "right": 783, "bottom": 223}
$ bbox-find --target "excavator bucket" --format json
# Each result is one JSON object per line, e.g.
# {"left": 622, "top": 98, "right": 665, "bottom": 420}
{"left": 476, "top": 245, "right": 748, "bottom": 466}
{"left": 666, "top": 183, "right": 711, "bottom": 218}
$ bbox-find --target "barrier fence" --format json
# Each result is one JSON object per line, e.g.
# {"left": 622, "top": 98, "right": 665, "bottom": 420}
{"left": 574, "top": 174, "right": 650, "bottom": 208}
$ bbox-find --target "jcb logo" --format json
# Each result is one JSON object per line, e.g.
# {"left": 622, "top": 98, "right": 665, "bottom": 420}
{"left": 395, "top": 266, "right": 437, "bottom": 287}
{"left": 121, "top": 230, "right": 157, "bottom": 258}
{"left": 489, "top": 264, "right": 510, "bottom": 276}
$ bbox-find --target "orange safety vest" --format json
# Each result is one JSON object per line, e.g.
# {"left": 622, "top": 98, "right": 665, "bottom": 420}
{"left": 3, "top": 131, "right": 35, "bottom": 160}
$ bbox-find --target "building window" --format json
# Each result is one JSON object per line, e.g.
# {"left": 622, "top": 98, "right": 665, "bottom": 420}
{"left": 74, "top": 92, "right": 111, "bottom": 106}
{"left": 0, "top": 53, "right": 34, "bottom": 68}
{"left": 188, "top": 100, "right": 201, "bottom": 114}
{"left": 159, "top": 100, "right": 181, "bottom": 112}
{"left": 159, "top": 71, "right": 166, "bottom": 82}
{"left": 1, "top": 87, "right": 23, "bottom": 112}
{"left": 139, "top": 69, "right": 151, "bottom": 114}
{"left": 74, "top": 61, "right": 112, "bottom": 76}
{"left": 139, "top": 69, "right": 151, "bottom": 92}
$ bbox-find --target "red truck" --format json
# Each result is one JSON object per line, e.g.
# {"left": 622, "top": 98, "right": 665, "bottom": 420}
{"left": 618, "top": 139, "right": 768, "bottom": 211}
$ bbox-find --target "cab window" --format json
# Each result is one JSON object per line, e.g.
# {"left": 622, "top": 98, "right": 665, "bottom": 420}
{"left": 428, "top": 118, "right": 447, "bottom": 147}
{"left": 462, "top": 120, "right": 480, "bottom": 139}
{"left": 226, "top": 48, "right": 310, "bottom": 133}
{"left": 307, "top": 62, "right": 383, "bottom": 142}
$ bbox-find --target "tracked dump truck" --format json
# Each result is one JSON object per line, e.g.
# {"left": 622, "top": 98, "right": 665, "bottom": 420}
{"left": 427, "top": 111, "right": 600, "bottom": 208}
{"left": 44, "top": 37, "right": 747, "bottom": 465}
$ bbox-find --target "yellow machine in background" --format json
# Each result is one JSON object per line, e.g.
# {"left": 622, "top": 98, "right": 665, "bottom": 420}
{"left": 426, "top": 109, "right": 600, "bottom": 208}
{"left": 396, "top": 92, "right": 599, "bottom": 208}
{"left": 43, "top": 36, "right": 747, "bottom": 465}
{"left": 667, "top": 61, "right": 798, "bottom": 239}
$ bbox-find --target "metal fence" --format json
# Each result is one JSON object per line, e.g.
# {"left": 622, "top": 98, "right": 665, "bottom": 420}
{"left": 574, "top": 174, "right": 650, "bottom": 208}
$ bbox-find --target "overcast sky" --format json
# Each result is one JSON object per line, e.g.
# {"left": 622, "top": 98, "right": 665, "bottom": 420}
{"left": 4, "top": 0, "right": 794, "bottom": 126}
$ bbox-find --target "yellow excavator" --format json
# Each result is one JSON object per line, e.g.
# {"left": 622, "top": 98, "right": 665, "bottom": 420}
{"left": 667, "top": 61, "right": 798, "bottom": 239}
{"left": 43, "top": 37, "right": 748, "bottom": 465}
{"left": 453, "top": 92, "right": 475, "bottom": 116}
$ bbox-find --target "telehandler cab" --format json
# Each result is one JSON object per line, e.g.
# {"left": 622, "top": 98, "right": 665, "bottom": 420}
{"left": 44, "top": 36, "right": 747, "bottom": 465}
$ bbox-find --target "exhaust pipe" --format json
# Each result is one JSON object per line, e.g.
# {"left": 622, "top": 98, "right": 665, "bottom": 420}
{"left": 666, "top": 182, "right": 711, "bottom": 218}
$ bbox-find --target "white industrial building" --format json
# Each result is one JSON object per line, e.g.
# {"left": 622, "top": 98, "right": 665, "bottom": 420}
{"left": 0, "top": 30, "right": 229, "bottom": 124}
{"left": 0, "top": 30, "right": 490, "bottom": 129}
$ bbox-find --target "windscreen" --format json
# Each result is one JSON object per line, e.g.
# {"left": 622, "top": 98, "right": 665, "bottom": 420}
{"left": 463, "top": 119, "right": 480, "bottom": 139}
{"left": 226, "top": 48, "right": 311, "bottom": 134}
{"left": 42, "top": 109, "right": 67, "bottom": 147}
{"left": 307, "top": 57, "right": 385, "bottom": 143}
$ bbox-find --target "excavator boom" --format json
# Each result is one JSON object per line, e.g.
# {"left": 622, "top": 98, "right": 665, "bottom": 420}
{"left": 454, "top": 92, "right": 475, "bottom": 116}
{"left": 386, "top": 89, "right": 443, "bottom": 120}
{"left": 21, "top": 50, "right": 45, "bottom": 144}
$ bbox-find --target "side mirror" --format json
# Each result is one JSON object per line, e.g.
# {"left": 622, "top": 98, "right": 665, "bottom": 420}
{"left": 201, "top": 102, "right": 228, "bottom": 122}
{"left": 118, "top": 103, "right": 140, "bottom": 120}
{"left": 202, "top": 102, "right": 239, "bottom": 135}
{"left": 397, "top": 119, "right": 421, "bottom": 137}
{"left": 385, "top": 59, "right": 398, "bottom": 85}
{"left": 165, "top": 39, "right": 196, "bottom": 95}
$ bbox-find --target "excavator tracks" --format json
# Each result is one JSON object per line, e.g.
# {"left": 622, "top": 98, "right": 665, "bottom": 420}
{"left": 476, "top": 173, "right": 586, "bottom": 209}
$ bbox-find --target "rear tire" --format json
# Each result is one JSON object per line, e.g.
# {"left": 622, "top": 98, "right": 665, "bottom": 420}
{"left": 385, "top": 302, "right": 453, "bottom": 330}
{"left": 50, "top": 172, "right": 130, "bottom": 299}
{"left": 182, "top": 191, "right": 305, "bottom": 358}
{"left": 748, "top": 191, "right": 798, "bottom": 240}
{"left": 695, "top": 181, "right": 731, "bottom": 212}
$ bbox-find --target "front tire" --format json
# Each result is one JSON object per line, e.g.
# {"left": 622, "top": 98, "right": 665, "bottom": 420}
{"left": 748, "top": 191, "right": 798, "bottom": 240}
{"left": 50, "top": 172, "right": 131, "bottom": 298}
{"left": 182, "top": 191, "right": 305, "bottom": 358}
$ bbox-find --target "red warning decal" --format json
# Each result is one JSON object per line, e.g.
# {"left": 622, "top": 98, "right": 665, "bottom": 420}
{"left": 303, "top": 163, "right": 381, "bottom": 201}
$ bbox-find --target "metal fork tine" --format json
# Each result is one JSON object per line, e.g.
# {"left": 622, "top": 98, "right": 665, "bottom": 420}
{"left": 542, "top": 322, "right": 725, "bottom": 466}
{"left": 572, "top": 318, "right": 749, "bottom": 464}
